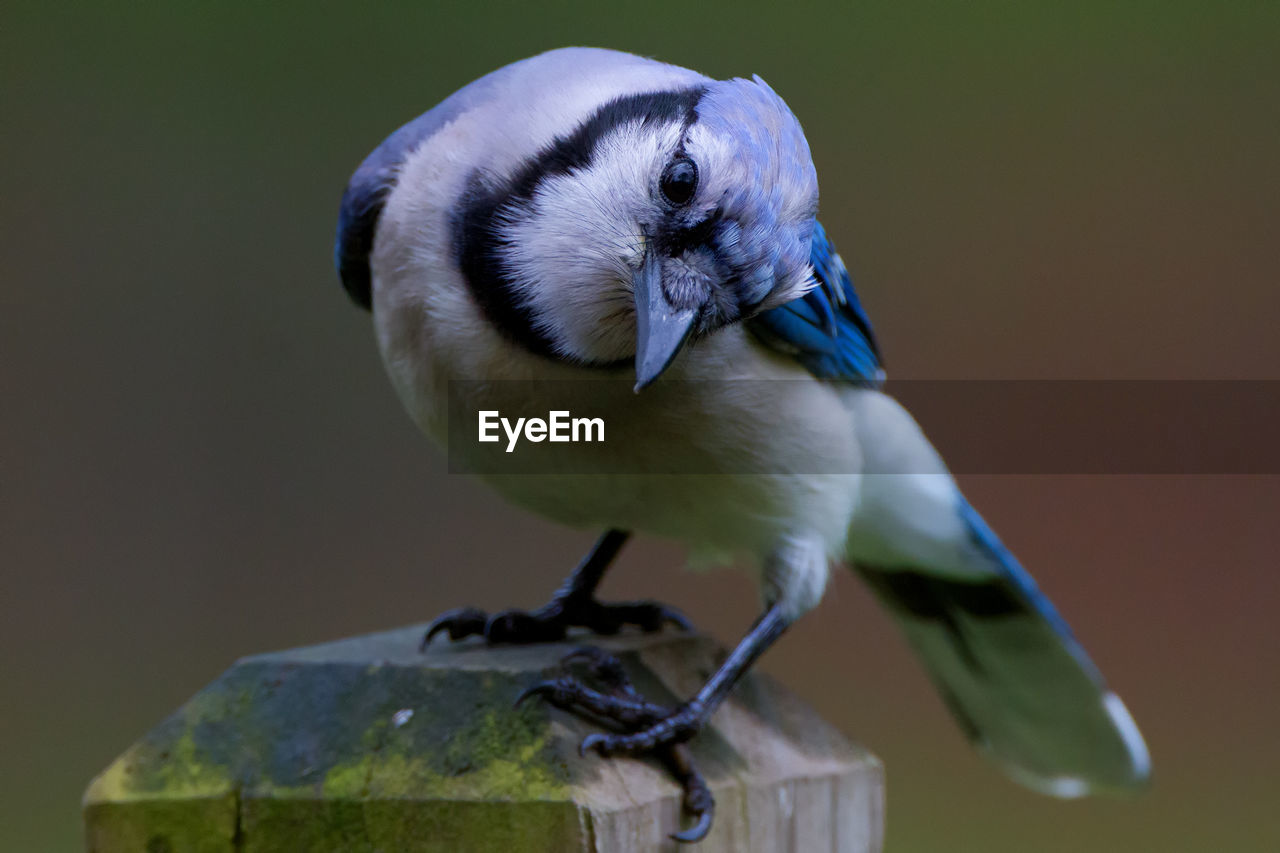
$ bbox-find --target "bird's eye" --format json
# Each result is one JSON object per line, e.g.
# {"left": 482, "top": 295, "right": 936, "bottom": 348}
{"left": 659, "top": 157, "right": 698, "bottom": 206}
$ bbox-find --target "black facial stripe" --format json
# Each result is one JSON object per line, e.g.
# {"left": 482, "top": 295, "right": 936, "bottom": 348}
{"left": 509, "top": 87, "right": 705, "bottom": 205}
{"left": 453, "top": 86, "right": 707, "bottom": 362}
{"left": 452, "top": 172, "right": 559, "bottom": 356}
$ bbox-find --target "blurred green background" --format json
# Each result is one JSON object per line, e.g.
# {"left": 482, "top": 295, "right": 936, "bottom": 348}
{"left": 3, "top": 1, "right": 1278, "bottom": 850}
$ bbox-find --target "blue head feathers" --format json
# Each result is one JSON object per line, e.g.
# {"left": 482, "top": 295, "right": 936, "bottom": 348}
{"left": 691, "top": 75, "right": 818, "bottom": 311}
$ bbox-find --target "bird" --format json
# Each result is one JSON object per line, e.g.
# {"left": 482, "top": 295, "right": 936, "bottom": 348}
{"left": 335, "top": 47, "right": 1150, "bottom": 841}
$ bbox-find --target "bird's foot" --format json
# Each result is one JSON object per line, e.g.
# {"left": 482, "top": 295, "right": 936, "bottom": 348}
{"left": 517, "top": 646, "right": 715, "bottom": 843}
{"left": 421, "top": 596, "right": 691, "bottom": 649}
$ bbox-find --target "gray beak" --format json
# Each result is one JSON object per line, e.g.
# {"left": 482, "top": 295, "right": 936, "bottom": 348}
{"left": 632, "top": 252, "right": 699, "bottom": 392}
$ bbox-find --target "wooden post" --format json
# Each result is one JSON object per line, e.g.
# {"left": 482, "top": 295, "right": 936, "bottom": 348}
{"left": 84, "top": 626, "right": 883, "bottom": 852}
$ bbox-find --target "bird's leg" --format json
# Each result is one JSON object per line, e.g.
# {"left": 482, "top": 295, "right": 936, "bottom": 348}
{"left": 422, "top": 529, "right": 691, "bottom": 648}
{"left": 522, "top": 601, "right": 791, "bottom": 753}
{"left": 517, "top": 606, "right": 790, "bottom": 842}
{"left": 573, "top": 603, "right": 790, "bottom": 755}
{"left": 508, "top": 532, "right": 820, "bottom": 841}
{"left": 518, "top": 646, "right": 715, "bottom": 843}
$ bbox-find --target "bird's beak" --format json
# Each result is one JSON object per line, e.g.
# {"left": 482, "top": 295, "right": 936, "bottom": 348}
{"left": 632, "top": 251, "right": 699, "bottom": 392}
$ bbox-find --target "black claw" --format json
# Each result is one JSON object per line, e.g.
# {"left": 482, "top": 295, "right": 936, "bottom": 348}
{"left": 671, "top": 808, "right": 714, "bottom": 844}
{"left": 579, "top": 732, "right": 610, "bottom": 758}
{"left": 560, "top": 645, "right": 609, "bottom": 667}
{"left": 666, "top": 742, "right": 715, "bottom": 842}
{"left": 420, "top": 607, "right": 486, "bottom": 650}
{"left": 513, "top": 681, "right": 560, "bottom": 709}
{"left": 663, "top": 607, "right": 694, "bottom": 632}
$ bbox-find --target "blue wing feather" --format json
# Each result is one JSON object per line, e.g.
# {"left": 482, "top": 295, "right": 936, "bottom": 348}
{"left": 748, "top": 221, "right": 884, "bottom": 385}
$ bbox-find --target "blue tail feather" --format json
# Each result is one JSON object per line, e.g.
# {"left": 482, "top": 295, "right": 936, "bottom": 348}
{"left": 858, "top": 498, "right": 1151, "bottom": 796}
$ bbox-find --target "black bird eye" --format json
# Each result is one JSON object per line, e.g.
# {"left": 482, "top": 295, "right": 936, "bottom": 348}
{"left": 659, "top": 157, "right": 698, "bottom": 206}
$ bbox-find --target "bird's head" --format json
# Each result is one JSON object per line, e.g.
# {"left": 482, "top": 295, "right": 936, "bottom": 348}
{"left": 461, "top": 75, "right": 819, "bottom": 389}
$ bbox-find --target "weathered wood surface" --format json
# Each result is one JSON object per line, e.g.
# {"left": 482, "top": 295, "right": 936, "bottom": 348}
{"left": 84, "top": 626, "right": 883, "bottom": 852}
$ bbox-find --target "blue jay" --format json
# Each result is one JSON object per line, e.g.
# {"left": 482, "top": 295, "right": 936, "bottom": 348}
{"left": 336, "top": 47, "right": 1149, "bottom": 840}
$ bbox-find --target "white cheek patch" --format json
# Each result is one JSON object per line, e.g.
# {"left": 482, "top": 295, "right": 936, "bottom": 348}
{"left": 499, "top": 122, "right": 685, "bottom": 363}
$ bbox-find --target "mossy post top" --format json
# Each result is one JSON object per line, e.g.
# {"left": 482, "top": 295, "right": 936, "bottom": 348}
{"left": 84, "top": 626, "right": 883, "bottom": 852}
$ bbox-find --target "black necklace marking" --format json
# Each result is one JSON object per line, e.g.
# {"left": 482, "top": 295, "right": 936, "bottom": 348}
{"left": 453, "top": 87, "right": 707, "bottom": 363}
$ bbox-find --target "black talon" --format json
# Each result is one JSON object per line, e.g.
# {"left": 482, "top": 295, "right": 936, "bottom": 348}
{"left": 513, "top": 681, "right": 560, "bottom": 709}
{"left": 420, "top": 606, "right": 487, "bottom": 650}
{"left": 661, "top": 606, "right": 694, "bottom": 632}
{"left": 668, "top": 743, "right": 715, "bottom": 843}
{"left": 579, "top": 732, "right": 609, "bottom": 758}
{"left": 671, "top": 808, "right": 714, "bottom": 844}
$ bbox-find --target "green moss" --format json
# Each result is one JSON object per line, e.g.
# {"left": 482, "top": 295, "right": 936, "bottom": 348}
{"left": 86, "top": 654, "right": 584, "bottom": 851}
{"left": 83, "top": 796, "right": 237, "bottom": 853}
{"left": 87, "top": 723, "right": 234, "bottom": 805}
{"left": 321, "top": 706, "right": 571, "bottom": 802}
